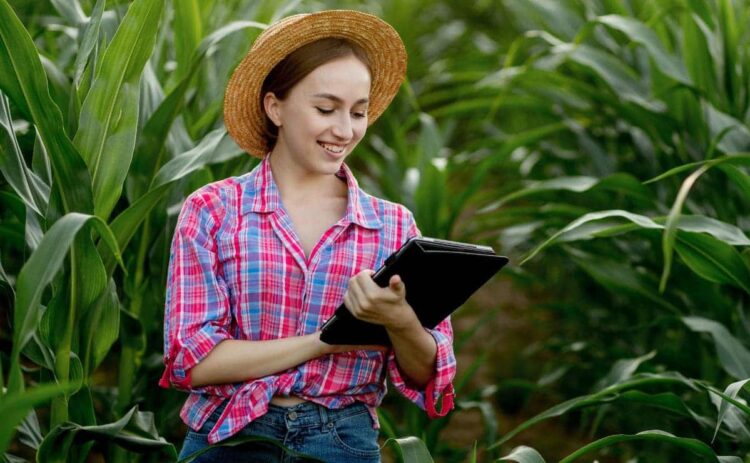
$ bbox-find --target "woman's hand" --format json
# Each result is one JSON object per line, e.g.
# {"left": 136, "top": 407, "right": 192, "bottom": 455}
{"left": 343, "top": 270, "right": 420, "bottom": 331}
{"left": 341, "top": 269, "right": 437, "bottom": 387}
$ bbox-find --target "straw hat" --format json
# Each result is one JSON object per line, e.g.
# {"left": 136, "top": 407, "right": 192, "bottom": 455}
{"left": 224, "top": 10, "right": 408, "bottom": 158}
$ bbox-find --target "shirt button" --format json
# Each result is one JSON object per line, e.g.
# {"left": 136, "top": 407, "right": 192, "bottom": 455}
{"left": 288, "top": 411, "right": 298, "bottom": 421}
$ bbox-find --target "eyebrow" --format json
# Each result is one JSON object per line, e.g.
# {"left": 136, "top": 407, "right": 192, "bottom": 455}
{"left": 312, "top": 93, "right": 369, "bottom": 105}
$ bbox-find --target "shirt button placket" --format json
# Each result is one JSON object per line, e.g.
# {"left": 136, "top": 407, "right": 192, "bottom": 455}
{"left": 297, "top": 271, "right": 309, "bottom": 336}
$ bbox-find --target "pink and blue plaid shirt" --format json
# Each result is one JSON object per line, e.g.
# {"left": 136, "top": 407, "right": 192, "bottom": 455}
{"left": 160, "top": 154, "right": 456, "bottom": 444}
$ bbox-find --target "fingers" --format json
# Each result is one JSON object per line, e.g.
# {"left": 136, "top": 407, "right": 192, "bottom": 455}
{"left": 345, "top": 277, "right": 367, "bottom": 314}
{"left": 389, "top": 275, "right": 405, "bottom": 297}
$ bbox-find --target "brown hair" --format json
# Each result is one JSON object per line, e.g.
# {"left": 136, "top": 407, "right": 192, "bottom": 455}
{"left": 260, "top": 38, "right": 372, "bottom": 149}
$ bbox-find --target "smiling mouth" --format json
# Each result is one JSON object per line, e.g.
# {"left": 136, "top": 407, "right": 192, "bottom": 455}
{"left": 318, "top": 141, "right": 346, "bottom": 154}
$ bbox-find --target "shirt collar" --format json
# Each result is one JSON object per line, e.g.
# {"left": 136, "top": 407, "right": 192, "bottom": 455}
{"left": 242, "top": 154, "right": 382, "bottom": 230}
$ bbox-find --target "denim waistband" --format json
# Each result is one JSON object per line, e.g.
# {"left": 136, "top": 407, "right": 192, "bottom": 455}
{"left": 261, "top": 401, "right": 369, "bottom": 430}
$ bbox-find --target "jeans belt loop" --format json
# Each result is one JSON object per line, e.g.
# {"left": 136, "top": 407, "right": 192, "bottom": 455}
{"left": 318, "top": 403, "right": 331, "bottom": 433}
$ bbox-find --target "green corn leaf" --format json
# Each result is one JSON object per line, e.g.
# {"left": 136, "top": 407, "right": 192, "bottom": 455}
{"left": 16, "top": 406, "right": 43, "bottom": 450}
{"left": 674, "top": 232, "right": 750, "bottom": 294}
{"left": 643, "top": 154, "right": 750, "bottom": 184}
{"left": 660, "top": 163, "right": 712, "bottom": 292}
{"left": 384, "top": 436, "right": 434, "bottom": 463}
{"left": 559, "top": 430, "right": 733, "bottom": 463}
{"left": 100, "top": 184, "right": 168, "bottom": 277}
{"left": 682, "top": 10, "right": 718, "bottom": 98}
{"left": 49, "top": 0, "right": 86, "bottom": 25}
{"left": 73, "top": 0, "right": 105, "bottom": 89}
{"left": 522, "top": 210, "right": 750, "bottom": 265}
{"left": 665, "top": 216, "right": 750, "bottom": 246}
{"left": 413, "top": 114, "right": 448, "bottom": 237}
{"left": 450, "top": 121, "right": 568, "bottom": 232}
{"left": 616, "top": 391, "right": 713, "bottom": 427}
{"left": 0, "top": 250, "right": 10, "bottom": 292}
{"left": 39, "top": 288, "right": 69, "bottom": 363}
{"left": 21, "top": 332, "right": 56, "bottom": 374}
{"left": 40, "top": 57, "right": 71, "bottom": 126}
{"left": 37, "top": 406, "right": 177, "bottom": 463}
{"left": 66, "top": 386, "right": 97, "bottom": 462}
{"left": 508, "top": 0, "right": 582, "bottom": 41}
{"left": 101, "top": 129, "right": 237, "bottom": 275}
{"left": 150, "top": 129, "right": 228, "bottom": 188}
{"left": 705, "top": 384, "right": 750, "bottom": 418}
{"left": 490, "top": 372, "right": 703, "bottom": 449}
{"left": 717, "top": 0, "right": 741, "bottom": 117}
{"left": 79, "top": 278, "right": 120, "bottom": 374}
{"left": 0, "top": 93, "right": 49, "bottom": 216}
{"left": 718, "top": 163, "right": 750, "bottom": 199}
{"left": 130, "top": 20, "right": 265, "bottom": 200}
{"left": 704, "top": 102, "right": 750, "bottom": 154}
{"left": 376, "top": 408, "right": 399, "bottom": 441}
{"left": 572, "top": 252, "right": 679, "bottom": 313}
{"left": 519, "top": 210, "right": 657, "bottom": 263}
{"left": 73, "top": 0, "right": 165, "bottom": 219}
{"left": 712, "top": 379, "right": 750, "bottom": 442}
{"left": 491, "top": 393, "right": 608, "bottom": 448}
{"left": 595, "top": 15, "right": 691, "bottom": 85}
{"left": 596, "top": 351, "right": 656, "bottom": 390}
{"left": 0, "top": 0, "right": 93, "bottom": 214}
{"left": 480, "top": 173, "right": 652, "bottom": 213}
{"left": 683, "top": 316, "right": 750, "bottom": 379}
{"left": 0, "top": 383, "right": 73, "bottom": 455}
{"left": 9, "top": 213, "right": 123, "bottom": 394}
{"left": 171, "top": 0, "right": 203, "bottom": 84}
{"left": 555, "top": 43, "right": 665, "bottom": 112}
{"left": 498, "top": 446, "right": 546, "bottom": 463}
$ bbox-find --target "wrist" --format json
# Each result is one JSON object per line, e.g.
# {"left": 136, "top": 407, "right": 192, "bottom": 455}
{"left": 309, "top": 332, "right": 332, "bottom": 357}
{"left": 385, "top": 307, "right": 422, "bottom": 335}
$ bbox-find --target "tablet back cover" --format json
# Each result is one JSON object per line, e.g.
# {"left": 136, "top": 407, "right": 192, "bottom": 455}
{"left": 320, "top": 238, "right": 509, "bottom": 345}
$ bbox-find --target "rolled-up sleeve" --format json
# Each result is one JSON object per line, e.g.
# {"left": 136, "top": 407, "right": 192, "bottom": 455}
{"left": 159, "top": 191, "right": 232, "bottom": 391}
{"left": 386, "top": 210, "right": 457, "bottom": 417}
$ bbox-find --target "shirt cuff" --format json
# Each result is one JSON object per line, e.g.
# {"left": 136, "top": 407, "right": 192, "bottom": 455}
{"left": 387, "top": 327, "right": 457, "bottom": 417}
{"left": 159, "top": 323, "right": 232, "bottom": 391}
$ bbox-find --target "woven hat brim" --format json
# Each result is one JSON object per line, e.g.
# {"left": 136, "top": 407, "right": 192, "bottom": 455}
{"left": 224, "top": 10, "right": 407, "bottom": 158}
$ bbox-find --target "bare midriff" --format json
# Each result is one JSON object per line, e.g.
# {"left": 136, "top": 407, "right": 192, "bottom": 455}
{"left": 270, "top": 396, "right": 307, "bottom": 407}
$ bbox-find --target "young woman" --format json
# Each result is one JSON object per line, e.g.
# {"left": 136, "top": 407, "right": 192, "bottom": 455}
{"left": 160, "top": 10, "right": 456, "bottom": 462}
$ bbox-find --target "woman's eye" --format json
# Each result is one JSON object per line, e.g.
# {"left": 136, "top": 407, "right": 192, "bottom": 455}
{"left": 353, "top": 112, "right": 367, "bottom": 119}
{"left": 316, "top": 107, "right": 334, "bottom": 114}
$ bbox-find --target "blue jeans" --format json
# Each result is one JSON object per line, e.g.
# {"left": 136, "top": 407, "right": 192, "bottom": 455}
{"left": 178, "top": 401, "right": 381, "bottom": 462}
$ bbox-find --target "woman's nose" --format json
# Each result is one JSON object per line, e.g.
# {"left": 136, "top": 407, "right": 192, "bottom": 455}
{"left": 331, "top": 114, "right": 354, "bottom": 140}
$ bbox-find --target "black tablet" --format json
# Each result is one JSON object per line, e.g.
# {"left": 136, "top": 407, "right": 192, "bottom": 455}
{"left": 319, "top": 237, "right": 509, "bottom": 345}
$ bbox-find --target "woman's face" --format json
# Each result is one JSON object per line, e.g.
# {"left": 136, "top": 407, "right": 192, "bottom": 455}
{"left": 264, "top": 54, "right": 371, "bottom": 175}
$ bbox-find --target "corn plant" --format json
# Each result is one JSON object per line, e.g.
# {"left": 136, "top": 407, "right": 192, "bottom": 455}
{"left": 0, "top": 0, "right": 464, "bottom": 461}
{"left": 0, "top": 0, "right": 276, "bottom": 460}
{"left": 448, "top": 0, "right": 750, "bottom": 460}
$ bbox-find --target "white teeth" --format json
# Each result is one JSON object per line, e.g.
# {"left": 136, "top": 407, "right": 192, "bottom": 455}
{"left": 320, "top": 142, "right": 344, "bottom": 153}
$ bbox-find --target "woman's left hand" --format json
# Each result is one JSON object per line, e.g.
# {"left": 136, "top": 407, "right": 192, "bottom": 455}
{"left": 344, "top": 270, "right": 419, "bottom": 331}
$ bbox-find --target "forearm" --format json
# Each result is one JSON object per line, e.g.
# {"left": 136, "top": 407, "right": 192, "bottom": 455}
{"left": 190, "top": 333, "right": 327, "bottom": 387}
{"left": 386, "top": 315, "right": 437, "bottom": 388}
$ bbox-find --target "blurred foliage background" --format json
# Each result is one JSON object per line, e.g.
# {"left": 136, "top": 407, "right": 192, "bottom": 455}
{"left": 1, "top": 0, "right": 750, "bottom": 461}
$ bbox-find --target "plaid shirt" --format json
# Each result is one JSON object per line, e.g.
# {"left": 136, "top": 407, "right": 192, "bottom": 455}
{"left": 160, "top": 154, "right": 456, "bottom": 444}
